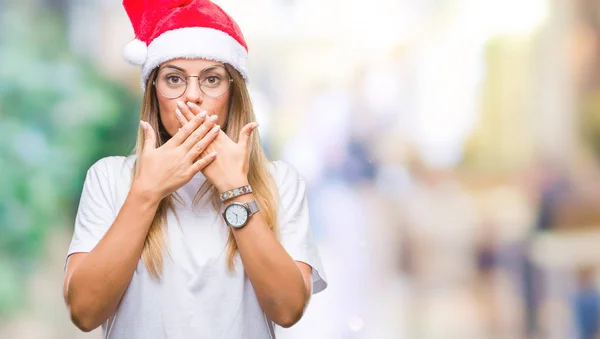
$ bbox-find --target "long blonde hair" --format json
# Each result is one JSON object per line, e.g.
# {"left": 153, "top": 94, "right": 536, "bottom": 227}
{"left": 131, "top": 64, "right": 279, "bottom": 278}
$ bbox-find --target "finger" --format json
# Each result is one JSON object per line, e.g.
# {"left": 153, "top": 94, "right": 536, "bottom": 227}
{"left": 176, "top": 101, "right": 196, "bottom": 122}
{"left": 140, "top": 120, "right": 156, "bottom": 151}
{"left": 175, "top": 108, "right": 188, "bottom": 128}
{"left": 181, "top": 114, "right": 219, "bottom": 150}
{"left": 238, "top": 122, "right": 259, "bottom": 150}
{"left": 168, "top": 111, "right": 207, "bottom": 146}
{"left": 184, "top": 124, "right": 220, "bottom": 163}
{"left": 186, "top": 102, "right": 205, "bottom": 117}
{"left": 189, "top": 152, "right": 217, "bottom": 174}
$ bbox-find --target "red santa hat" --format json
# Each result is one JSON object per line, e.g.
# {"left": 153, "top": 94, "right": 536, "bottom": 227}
{"left": 122, "top": 0, "right": 248, "bottom": 89}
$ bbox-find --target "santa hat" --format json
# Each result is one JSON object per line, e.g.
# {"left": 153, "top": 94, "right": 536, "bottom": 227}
{"left": 122, "top": 0, "right": 248, "bottom": 89}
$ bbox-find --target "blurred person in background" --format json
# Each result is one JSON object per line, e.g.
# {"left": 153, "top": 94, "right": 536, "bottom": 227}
{"left": 61, "top": 1, "right": 327, "bottom": 338}
{"left": 524, "top": 160, "right": 570, "bottom": 338}
{"left": 572, "top": 266, "right": 600, "bottom": 339}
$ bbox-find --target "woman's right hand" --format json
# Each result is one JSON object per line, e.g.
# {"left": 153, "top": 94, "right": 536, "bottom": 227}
{"left": 133, "top": 112, "right": 220, "bottom": 202}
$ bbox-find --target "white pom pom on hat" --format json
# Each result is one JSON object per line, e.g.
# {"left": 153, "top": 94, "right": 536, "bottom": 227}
{"left": 123, "top": 38, "right": 148, "bottom": 66}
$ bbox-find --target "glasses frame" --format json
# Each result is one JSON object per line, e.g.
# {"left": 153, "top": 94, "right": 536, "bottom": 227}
{"left": 152, "top": 66, "right": 234, "bottom": 99}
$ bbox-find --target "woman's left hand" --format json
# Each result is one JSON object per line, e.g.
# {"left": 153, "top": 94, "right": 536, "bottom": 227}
{"left": 201, "top": 123, "right": 258, "bottom": 193}
{"left": 176, "top": 102, "right": 258, "bottom": 193}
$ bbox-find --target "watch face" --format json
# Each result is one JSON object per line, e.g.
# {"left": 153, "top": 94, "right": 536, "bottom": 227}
{"left": 225, "top": 203, "right": 249, "bottom": 227}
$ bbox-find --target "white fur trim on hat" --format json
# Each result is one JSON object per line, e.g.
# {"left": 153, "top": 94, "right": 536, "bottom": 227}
{"left": 139, "top": 27, "right": 248, "bottom": 89}
{"left": 123, "top": 39, "right": 148, "bottom": 65}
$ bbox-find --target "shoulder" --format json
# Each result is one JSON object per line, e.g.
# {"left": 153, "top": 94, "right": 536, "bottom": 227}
{"left": 268, "top": 160, "right": 306, "bottom": 189}
{"left": 85, "top": 155, "right": 135, "bottom": 187}
{"left": 88, "top": 155, "right": 134, "bottom": 174}
{"left": 268, "top": 160, "right": 309, "bottom": 202}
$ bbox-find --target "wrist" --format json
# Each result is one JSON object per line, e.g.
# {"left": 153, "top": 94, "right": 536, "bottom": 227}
{"left": 130, "top": 180, "right": 163, "bottom": 206}
{"left": 226, "top": 193, "right": 255, "bottom": 205}
{"left": 215, "top": 176, "right": 249, "bottom": 194}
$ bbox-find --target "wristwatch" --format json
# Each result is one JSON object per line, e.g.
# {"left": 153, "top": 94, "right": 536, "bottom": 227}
{"left": 222, "top": 200, "right": 259, "bottom": 228}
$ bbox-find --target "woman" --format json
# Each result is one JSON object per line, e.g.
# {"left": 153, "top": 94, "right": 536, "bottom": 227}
{"left": 62, "top": 1, "right": 327, "bottom": 338}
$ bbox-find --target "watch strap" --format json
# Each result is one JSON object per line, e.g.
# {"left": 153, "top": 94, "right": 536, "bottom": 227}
{"left": 245, "top": 200, "right": 259, "bottom": 216}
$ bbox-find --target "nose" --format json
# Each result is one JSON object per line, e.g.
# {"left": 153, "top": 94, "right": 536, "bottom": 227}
{"left": 183, "top": 77, "right": 203, "bottom": 108}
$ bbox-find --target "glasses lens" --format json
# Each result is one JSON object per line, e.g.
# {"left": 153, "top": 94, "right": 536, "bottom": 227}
{"left": 200, "top": 66, "right": 232, "bottom": 97}
{"left": 156, "top": 69, "right": 187, "bottom": 99}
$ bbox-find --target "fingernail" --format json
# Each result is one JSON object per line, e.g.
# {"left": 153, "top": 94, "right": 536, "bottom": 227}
{"left": 186, "top": 102, "right": 198, "bottom": 109}
{"left": 175, "top": 109, "right": 183, "bottom": 118}
{"left": 176, "top": 101, "right": 186, "bottom": 109}
{"left": 212, "top": 125, "right": 220, "bottom": 133}
{"left": 139, "top": 121, "right": 146, "bottom": 130}
{"left": 195, "top": 113, "right": 205, "bottom": 121}
{"left": 209, "top": 151, "right": 217, "bottom": 157}
{"left": 253, "top": 123, "right": 260, "bottom": 129}
{"left": 209, "top": 115, "right": 218, "bottom": 122}
{"left": 201, "top": 110, "right": 208, "bottom": 115}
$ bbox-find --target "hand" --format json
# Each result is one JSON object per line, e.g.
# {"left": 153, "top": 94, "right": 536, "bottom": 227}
{"left": 201, "top": 125, "right": 258, "bottom": 193}
{"left": 177, "top": 102, "right": 258, "bottom": 193}
{"left": 133, "top": 112, "right": 220, "bottom": 201}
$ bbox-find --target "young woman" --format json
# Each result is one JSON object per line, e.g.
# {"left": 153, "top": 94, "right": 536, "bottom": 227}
{"left": 62, "top": 1, "right": 327, "bottom": 338}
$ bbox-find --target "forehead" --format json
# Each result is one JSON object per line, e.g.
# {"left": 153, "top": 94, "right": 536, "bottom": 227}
{"left": 159, "top": 58, "right": 225, "bottom": 72}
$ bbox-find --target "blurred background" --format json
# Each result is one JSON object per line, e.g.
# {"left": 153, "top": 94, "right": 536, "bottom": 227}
{"left": 2, "top": 0, "right": 600, "bottom": 338}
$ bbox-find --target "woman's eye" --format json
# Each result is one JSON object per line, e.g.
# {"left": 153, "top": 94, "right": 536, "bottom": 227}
{"left": 205, "top": 76, "right": 221, "bottom": 85}
{"left": 166, "top": 75, "right": 184, "bottom": 84}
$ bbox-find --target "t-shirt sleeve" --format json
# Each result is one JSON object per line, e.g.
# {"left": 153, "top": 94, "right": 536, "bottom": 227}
{"left": 275, "top": 161, "right": 328, "bottom": 294}
{"left": 67, "top": 158, "right": 117, "bottom": 259}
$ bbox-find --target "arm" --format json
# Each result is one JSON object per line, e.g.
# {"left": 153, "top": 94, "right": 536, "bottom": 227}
{"left": 175, "top": 103, "right": 319, "bottom": 327}
{"left": 227, "top": 192, "right": 312, "bottom": 328}
{"left": 64, "top": 113, "right": 219, "bottom": 332}
{"left": 63, "top": 186, "right": 159, "bottom": 332}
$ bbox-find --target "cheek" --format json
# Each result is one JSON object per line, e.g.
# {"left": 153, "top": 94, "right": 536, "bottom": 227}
{"left": 211, "top": 96, "right": 230, "bottom": 127}
{"left": 217, "top": 110, "right": 228, "bottom": 127}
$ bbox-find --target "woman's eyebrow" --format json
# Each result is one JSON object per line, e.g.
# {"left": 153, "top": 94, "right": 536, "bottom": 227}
{"left": 199, "top": 65, "right": 224, "bottom": 74}
{"left": 161, "top": 64, "right": 186, "bottom": 72}
{"left": 163, "top": 64, "right": 225, "bottom": 74}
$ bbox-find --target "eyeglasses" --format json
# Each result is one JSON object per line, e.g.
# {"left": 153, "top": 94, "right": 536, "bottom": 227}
{"left": 153, "top": 65, "right": 233, "bottom": 99}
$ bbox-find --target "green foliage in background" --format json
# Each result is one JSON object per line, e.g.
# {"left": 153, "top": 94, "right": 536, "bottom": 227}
{"left": 0, "top": 5, "right": 140, "bottom": 318}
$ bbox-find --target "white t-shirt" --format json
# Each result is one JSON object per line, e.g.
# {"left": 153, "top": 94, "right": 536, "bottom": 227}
{"left": 66, "top": 156, "right": 327, "bottom": 339}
